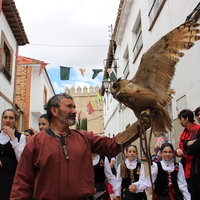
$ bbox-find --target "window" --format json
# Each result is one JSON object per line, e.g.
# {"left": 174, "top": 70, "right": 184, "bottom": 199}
{"left": 132, "top": 17, "right": 143, "bottom": 62}
{"left": 123, "top": 46, "right": 130, "bottom": 79}
{"left": 113, "top": 60, "right": 118, "bottom": 75}
{"left": 0, "top": 32, "right": 13, "bottom": 82}
{"left": 176, "top": 95, "right": 187, "bottom": 114}
{"left": 148, "top": 0, "right": 166, "bottom": 31}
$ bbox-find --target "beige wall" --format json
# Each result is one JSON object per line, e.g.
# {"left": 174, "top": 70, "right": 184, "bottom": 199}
{"left": 66, "top": 86, "right": 104, "bottom": 134}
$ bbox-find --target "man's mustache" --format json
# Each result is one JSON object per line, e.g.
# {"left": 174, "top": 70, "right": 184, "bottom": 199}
{"left": 68, "top": 114, "right": 76, "bottom": 118}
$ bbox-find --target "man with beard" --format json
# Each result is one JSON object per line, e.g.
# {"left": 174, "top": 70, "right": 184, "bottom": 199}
{"left": 10, "top": 93, "right": 122, "bottom": 200}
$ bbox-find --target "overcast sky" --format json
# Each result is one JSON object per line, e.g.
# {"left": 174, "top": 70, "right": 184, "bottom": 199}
{"left": 14, "top": 0, "right": 120, "bottom": 94}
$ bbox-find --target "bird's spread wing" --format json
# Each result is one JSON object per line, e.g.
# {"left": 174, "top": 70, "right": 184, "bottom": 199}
{"left": 132, "top": 20, "right": 200, "bottom": 100}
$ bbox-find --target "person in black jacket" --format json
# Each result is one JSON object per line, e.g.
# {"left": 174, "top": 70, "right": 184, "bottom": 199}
{"left": 91, "top": 153, "right": 117, "bottom": 200}
{"left": 184, "top": 129, "right": 200, "bottom": 200}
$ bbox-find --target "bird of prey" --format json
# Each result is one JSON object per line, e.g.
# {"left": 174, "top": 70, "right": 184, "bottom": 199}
{"left": 111, "top": 20, "right": 200, "bottom": 135}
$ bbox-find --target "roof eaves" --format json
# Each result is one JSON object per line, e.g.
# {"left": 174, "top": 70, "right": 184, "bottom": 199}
{"left": 2, "top": 0, "right": 29, "bottom": 45}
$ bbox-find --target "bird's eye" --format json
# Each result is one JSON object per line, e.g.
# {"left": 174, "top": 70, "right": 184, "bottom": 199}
{"left": 112, "top": 83, "right": 117, "bottom": 89}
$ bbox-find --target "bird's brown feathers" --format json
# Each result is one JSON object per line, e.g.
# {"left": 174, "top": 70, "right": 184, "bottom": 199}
{"left": 132, "top": 20, "right": 200, "bottom": 99}
{"left": 111, "top": 20, "right": 200, "bottom": 134}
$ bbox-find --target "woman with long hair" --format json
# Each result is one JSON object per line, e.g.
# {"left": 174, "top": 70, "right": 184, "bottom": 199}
{"left": 0, "top": 109, "right": 26, "bottom": 200}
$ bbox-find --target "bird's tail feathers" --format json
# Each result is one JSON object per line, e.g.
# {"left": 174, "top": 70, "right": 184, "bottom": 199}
{"left": 152, "top": 126, "right": 168, "bottom": 137}
{"left": 152, "top": 103, "right": 172, "bottom": 134}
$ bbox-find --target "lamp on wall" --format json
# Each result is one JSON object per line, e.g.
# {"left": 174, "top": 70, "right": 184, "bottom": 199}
{"left": 102, "top": 78, "right": 110, "bottom": 90}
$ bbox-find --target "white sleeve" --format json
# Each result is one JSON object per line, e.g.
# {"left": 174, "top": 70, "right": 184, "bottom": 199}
{"left": 10, "top": 133, "right": 26, "bottom": 161}
{"left": 104, "top": 157, "right": 117, "bottom": 192}
{"left": 177, "top": 163, "right": 191, "bottom": 200}
{"left": 137, "top": 163, "right": 146, "bottom": 182}
{"left": 131, "top": 163, "right": 146, "bottom": 189}
{"left": 114, "top": 163, "right": 122, "bottom": 196}
{"left": 134, "top": 162, "right": 158, "bottom": 193}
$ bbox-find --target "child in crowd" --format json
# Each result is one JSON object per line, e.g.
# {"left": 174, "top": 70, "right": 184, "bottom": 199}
{"left": 130, "top": 143, "right": 191, "bottom": 200}
{"left": 91, "top": 153, "right": 117, "bottom": 200}
{"left": 113, "top": 145, "right": 147, "bottom": 200}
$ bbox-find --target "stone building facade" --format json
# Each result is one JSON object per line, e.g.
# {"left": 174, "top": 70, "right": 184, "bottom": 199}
{"left": 65, "top": 85, "right": 104, "bottom": 134}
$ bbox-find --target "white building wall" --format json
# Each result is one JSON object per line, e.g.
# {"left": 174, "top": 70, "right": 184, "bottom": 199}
{"left": 104, "top": 0, "right": 200, "bottom": 148}
{"left": 0, "top": 13, "right": 18, "bottom": 106}
{"left": 0, "top": 98, "right": 13, "bottom": 126}
{"left": 29, "top": 66, "right": 55, "bottom": 131}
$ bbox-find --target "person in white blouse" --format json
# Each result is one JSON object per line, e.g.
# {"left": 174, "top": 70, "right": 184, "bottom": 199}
{"left": 0, "top": 109, "right": 26, "bottom": 200}
{"left": 130, "top": 142, "right": 191, "bottom": 200}
{"left": 91, "top": 153, "right": 117, "bottom": 200}
{"left": 113, "top": 145, "right": 147, "bottom": 200}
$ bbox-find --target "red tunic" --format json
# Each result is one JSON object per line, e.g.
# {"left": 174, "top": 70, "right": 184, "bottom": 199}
{"left": 178, "top": 123, "right": 200, "bottom": 178}
{"left": 10, "top": 129, "right": 121, "bottom": 200}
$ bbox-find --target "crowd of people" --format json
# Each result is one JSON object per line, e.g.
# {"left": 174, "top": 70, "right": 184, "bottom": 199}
{"left": 0, "top": 93, "right": 200, "bottom": 200}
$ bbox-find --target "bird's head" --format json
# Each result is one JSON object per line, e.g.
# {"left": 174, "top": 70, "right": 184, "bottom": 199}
{"left": 110, "top": 78, "right": 131, "bottom": 99}
{"left": 110, "top": 78, "right": 122, "bottom": 98}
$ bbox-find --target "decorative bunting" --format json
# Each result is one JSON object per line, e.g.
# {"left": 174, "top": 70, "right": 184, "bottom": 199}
{"left": 17, "top": 56, "right": 34, "bottom": 65}
{"left": 38, "top": 62, "right": 49, "bottom": 76}
{"left": 17, "top": 56, "right": 24, "bottom": 65}
{"left": 91, "top": 97, "right": 96, "bottom": 109}
{"left": 87, "top": 102, "right": 94, "bottom": 115}
{"left": 92, "top": 69, "right": 103, "bottom": 79}
{"left": 60, "top": 66, "right": 71, "bottom": 80}
{"left": 96, "top": 92, "right": 103, "bottom": 105}
{"left": 79, "top": 69, "right": 86, "bottom": 77}
{"left": 110, "top": 71, "right": 117, "bottom": 82}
